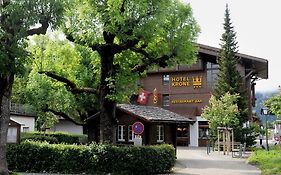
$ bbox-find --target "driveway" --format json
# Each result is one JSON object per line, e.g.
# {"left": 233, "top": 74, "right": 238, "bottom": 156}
{"left": 173, "top": 147, "right": 261, "bottom": 175}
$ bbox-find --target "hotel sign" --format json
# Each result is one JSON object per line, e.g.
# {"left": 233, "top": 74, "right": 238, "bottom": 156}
{"left": 171, "top": 76, "right": 202, "bottom": 89}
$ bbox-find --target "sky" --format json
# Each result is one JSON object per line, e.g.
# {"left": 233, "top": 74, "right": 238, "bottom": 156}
{"left": 182, "top": 0, "right": 281, "bottom": 92}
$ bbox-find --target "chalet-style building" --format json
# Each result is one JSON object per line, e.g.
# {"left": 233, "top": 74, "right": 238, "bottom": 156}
{"left": 83, "top": 43, "right": 268, "bottom": 148}
{"left": 137, "top": 43, "right": 268, "bottom": 147}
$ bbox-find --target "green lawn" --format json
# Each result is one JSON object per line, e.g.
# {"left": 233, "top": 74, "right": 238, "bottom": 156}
{"left": 248, "top": 146, "right": 281, "bottom": 175}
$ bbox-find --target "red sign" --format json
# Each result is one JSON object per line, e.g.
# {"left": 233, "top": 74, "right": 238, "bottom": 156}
{"left": 137, "top": 89, "right": 148, "bottom": 105}
{"left": 132, "top": 122, "right": 144, "bottom": 135}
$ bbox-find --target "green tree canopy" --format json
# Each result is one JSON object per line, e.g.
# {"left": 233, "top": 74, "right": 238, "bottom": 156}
{"left": 264, "top": 91, "right": 281, "bottom": 117}
{"left": 202, "top": 92, "right": 239, "bottom": 136}
{"left": 0, "top": 0, "right": 65, "bottom": 174}
{"left": 36, "top": 0, "right": 200, "bottom": 143}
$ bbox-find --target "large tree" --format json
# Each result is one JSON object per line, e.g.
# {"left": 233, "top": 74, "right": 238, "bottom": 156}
{"left": 213, "top": 4, "right": 248, "bottom": 142}
{"left": 38, "top": 0, "right": 199, "bottom": 143}
{"left": 0, "top": 1, "right": 64, "bottom": 174}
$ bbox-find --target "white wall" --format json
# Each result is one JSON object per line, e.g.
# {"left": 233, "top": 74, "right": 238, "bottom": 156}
{"left": 10, "top": 115, "right": 35, "bottom": 132}
{"left": 190, "top": 120, "right": 198, "bottom": 147}
{"left": 51, "top": 120, "right": 83, "bottom": 134}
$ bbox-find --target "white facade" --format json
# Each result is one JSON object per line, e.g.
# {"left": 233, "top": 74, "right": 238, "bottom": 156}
{"left": 189, "top": 116, "right": 208, "bottom": 147}
{"left": 190, "top": 120, "right": 198, "bottom": 146}
{"left": 50, "top": 120, "right": 83, "bottom": 134}
{"left": 10, "top": 115, "right": 35, "bottom": 132}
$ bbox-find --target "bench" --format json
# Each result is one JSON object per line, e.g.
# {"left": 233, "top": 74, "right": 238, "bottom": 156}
{"left": 232, "top": 142, "right": 246, "bottom": 158}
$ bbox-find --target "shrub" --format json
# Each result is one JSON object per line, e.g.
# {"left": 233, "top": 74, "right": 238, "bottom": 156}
{"left": 7, "top": 141, "right": 96, "bottom": 173}
{"left": 7, "top": 141, "right": 175, "bottom": 174}
{"left": 21, "top": 131, "right": 87, "bottom": 144}
{"left": 248, "top": 147, "right": 281, "bottom": 175}
{"left": 21, "top": 134, "right": 58, "bottom": 144}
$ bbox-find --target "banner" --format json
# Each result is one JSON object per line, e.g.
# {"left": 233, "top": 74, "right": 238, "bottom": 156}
{"left": 153, "top": 88, "right": 158, "bottom": 104}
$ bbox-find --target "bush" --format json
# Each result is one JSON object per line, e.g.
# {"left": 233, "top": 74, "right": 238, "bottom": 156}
{"left": 8, "top": 141, "right": 96, "bottom": 174}
{"left": 7, "top": 141, "right": 175, "bottom": 174}
{"left": 21, "top": 134, "right": 59, "bottom": 144}
{"left": 248, "top": 147, "right": 281, "bottom": 175}
{"left": 21, "top": 131, "right": 87, "bottom": 144}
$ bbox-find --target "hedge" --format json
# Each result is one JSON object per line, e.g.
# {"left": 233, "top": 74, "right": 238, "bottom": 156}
{"left": 7, "top": 141, "right": 175, "bottom": 174}
{"left": 21, "top": 131, "right": 87, "bottom": 144}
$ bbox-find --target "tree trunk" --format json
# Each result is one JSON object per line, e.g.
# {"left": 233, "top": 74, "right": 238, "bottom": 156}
{"left": 98, "top": 48, "right": 117, "bottom": 144}
{"left": 99, "top": 98, "right": 116, "bottom": 144}
{"left": 0, "top": 74, "right": 14, "bottom": 175}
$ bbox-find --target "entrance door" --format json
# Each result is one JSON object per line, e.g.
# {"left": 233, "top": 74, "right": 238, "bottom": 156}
{"left": 177, "top": 125, "right": 190, "bottom": 146}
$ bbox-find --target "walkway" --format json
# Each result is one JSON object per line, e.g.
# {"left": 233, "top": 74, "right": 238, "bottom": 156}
{"left": 173, "top": 147, "right": 261, "bottom": 175}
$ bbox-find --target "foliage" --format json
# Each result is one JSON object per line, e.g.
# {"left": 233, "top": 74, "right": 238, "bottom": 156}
{"left": 248, "top": 146, "right": 281, "bottom": 175}
{"left": 264, "top": 90, "right": 281, "bottom": 118}
{"left": 0, "top": 1, "right": 66, "bottom": 174}
{"left": 13, "top": 34, "right": 99, "bottom": 129}
{"left": 0, "top": 0, "right": 65, "bottom": 75}
{"left": 13, "top": 0, "right": 200, "bottom": 142}
{"left": 21, "top": 131, "right": 87, "bottom": 144}
{"left": 7, "top": 141, "right": 175, "bottom": 174}
{"left": 202, "top": 92, "right": 239, "bottom": 136}
{"left": 213, "top": 5, "right": 249, "bottom": 142}
{"left": 21, "top": 134, "right": 59, "bottom": 144}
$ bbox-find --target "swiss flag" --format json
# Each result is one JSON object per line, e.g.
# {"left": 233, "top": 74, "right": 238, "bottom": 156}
{"left": 137, "top": 89, "right": 148, "bottom": 105}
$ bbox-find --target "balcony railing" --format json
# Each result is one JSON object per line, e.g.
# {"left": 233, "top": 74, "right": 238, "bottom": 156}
{"left": 10, "top": 103, "right": 36, "bottom": 116}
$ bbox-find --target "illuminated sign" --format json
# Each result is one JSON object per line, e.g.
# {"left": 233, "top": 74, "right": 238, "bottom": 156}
{"left": 171, "top": 99, "right": 202, "bottom": 104}
{"left": 171, "top": 76, "right": 202, "bottom": 89}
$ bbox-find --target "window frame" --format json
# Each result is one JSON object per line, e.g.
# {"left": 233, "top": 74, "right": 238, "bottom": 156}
{"left": 117, "top": 125, "right": 126, "bottom": 142}
{"left": 162, "top": 74, "right": 170, "bottom": 85}
{"left": 157, "top": 125, "right": 164, "bottom": 143}
{"left": 162, "top": 94, "right": 170, "bottom": 107}
{"left": 128, "top": 125, "right": 135, "bottom": 142}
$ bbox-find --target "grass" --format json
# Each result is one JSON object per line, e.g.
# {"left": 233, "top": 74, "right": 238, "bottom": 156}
{"left": 248, "top": 146, "right": 281, "bottom": 175}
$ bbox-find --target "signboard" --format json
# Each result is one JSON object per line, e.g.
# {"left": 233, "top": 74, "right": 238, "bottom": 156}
{"left": 132, "top": 122, "right": 144, "bottom": 135}
{"left": 134, "top": 135, "right": 142, "bottom": 146}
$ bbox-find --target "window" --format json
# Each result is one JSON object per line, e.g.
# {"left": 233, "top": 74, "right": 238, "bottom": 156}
{"left": 162, "top": 74, "right": 170, "bottom": 85}
{"left": 177, "top": 127, "right": 189, "bottom": 137}
{"left": 199, "top": 128, "right": 208, "bottom": 139}
{"left": 157, "top": 125, "right": 164, "bottom": 143}
{"left": 22, "top": 127, "right": 29, "bottom": 132}
{"left": 128, "top": 125, "right": 135, "bottom": 142}
{"left": 162, "top": 94, "right": 170, "bottom": 107}
{"left": 117, "top": 125, "right": 125, "bottom": 141}
{"left": 207, "top": 62, "right": 219, "bottom": 89}
{"left": 7, "top": 127, "right": 17, "bottom": 143}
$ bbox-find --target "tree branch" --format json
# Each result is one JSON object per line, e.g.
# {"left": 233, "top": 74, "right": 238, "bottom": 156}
{"left": 26, "top": 17, "right": 50, "bottom": 36}
{"left": 65, "top": 29, "right": 100, "bottom": 51}
{"left": 131, "top": 48, "right": 176, "bottom": 73}
{"left": 38, "top": 71, "right": 99, "bottom": 95}
{"left": 42, "top": 106, "right": 84, "bottom": 125}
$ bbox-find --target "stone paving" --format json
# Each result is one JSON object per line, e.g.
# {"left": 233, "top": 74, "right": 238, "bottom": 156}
{"left": 172, "top": 146, "right": 261, "bottom": 175}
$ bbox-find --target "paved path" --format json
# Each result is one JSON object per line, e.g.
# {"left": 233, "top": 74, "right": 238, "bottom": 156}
{"left": 173, "top": 147, "right": 261, "bottom": 175}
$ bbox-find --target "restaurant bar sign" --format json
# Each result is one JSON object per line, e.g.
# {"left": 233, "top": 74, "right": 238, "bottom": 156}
{"left": 171, "top": 76, "right": 202, "bottom": 88}
{"left": 171, "top": 99, "right": 202, "bottom": 104}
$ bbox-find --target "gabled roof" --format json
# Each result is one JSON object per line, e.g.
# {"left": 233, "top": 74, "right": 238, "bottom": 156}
{"left": 117, "top": 104, "right": 194, "bottom": 123}
{"left": 198, "top": 43, "right": 268, "bottom": 79}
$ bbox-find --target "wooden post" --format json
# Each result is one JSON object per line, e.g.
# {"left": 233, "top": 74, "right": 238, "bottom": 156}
{"left": 223, "top": 130, "right": 225, "bottom": 155}
{"left": 231, "top": 129, "right": 234, "bottom": 152}
{"left": 227, "top": 129, "right": 231, "bottom": 155}
{"left": 218, "top": 129, "right": 220, "bottom": 154}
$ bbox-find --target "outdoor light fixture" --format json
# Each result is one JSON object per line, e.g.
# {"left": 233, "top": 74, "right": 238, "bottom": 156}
{"left": 261, "top": 107, "right": 269, "bottom": 151}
